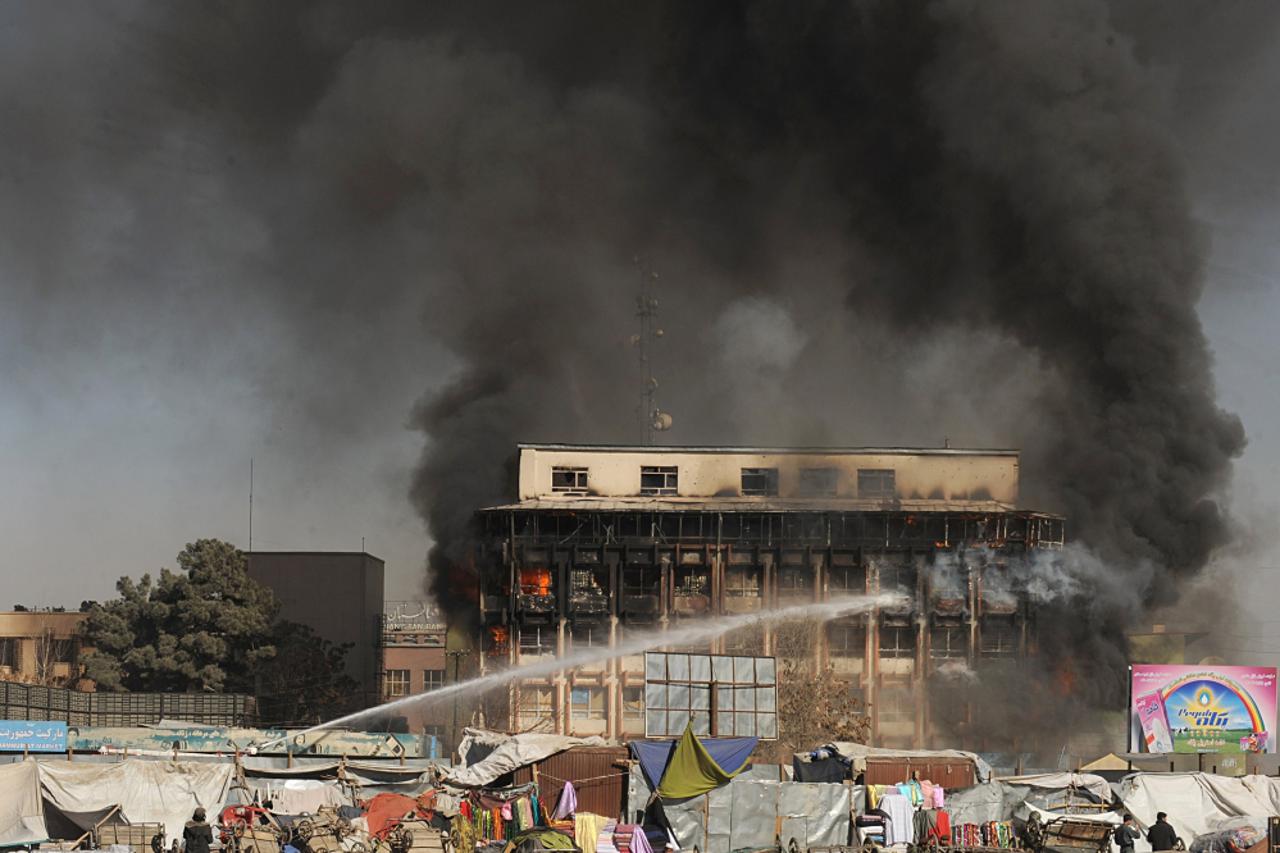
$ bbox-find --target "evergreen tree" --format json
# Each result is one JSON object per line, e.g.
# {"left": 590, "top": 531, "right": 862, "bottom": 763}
{"left": 81, "top": 539, "right": 278, "bottom": 693}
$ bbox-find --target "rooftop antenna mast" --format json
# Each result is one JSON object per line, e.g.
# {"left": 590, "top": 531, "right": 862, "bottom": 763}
{"left": 633, "top": 257, "right": 672, "bottom": 445}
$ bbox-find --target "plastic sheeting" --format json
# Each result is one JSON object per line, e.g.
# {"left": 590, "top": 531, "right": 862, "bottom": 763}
{"left": 630, "top": 734, "right": 756, "bottom": 797}
{"left": 1118, "top": 773, "right": 1280, "bottom": 853}
{"left": 0, "top": 762, "right": 46, "bottom": 848}
{"left": 38, "top": 760, "right": 232, "bottom": 844}
{"left": 445, "top": 729, "right": 606, "bottom": 787}
{"left": 629, "top": 762, "right": 860, "bottom": 853}
{"left": 1002, "top": 773, "right": 1113, "bottom": 802}
{"left": 823, "top": 742, "right": 992, "bottom": 782}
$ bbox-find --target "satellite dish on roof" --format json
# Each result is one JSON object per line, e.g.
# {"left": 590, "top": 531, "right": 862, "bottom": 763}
{"left": 651, "top": 410, "right": 673, "bottom": 431}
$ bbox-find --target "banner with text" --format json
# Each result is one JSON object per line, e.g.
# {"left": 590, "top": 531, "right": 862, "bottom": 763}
{"left": 0, "top": 719, "right": 68, "bottom": 752}
{"left": 1131, "top": 665, "right": 1278, "bottom": 754}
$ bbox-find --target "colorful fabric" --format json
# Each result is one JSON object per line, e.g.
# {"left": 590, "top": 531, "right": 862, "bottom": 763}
{"left": 575, "top": 813, "right": 610, "bottom": 853}
{"left": 553, "top": 782, "right": 578, "bottom": 820}
{"left": 656, "top": 724, "right": 752, "bottom": 800}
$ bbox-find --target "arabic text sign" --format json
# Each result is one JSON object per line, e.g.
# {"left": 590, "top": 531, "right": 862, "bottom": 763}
{"left": 1131, "top": 665, "right": 1278, "bottom": 754}
{"left": 0, "top": 719, "right": 68, "bottom": 752}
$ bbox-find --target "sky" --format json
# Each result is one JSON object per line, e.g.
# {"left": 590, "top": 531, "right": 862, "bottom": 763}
{"left": 1, "top": 2, "right": 1279, "bottom": 642}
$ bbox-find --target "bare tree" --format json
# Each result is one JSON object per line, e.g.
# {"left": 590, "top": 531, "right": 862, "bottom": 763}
{"left": 771, "top": 620, "right": 871, "bottom": 762}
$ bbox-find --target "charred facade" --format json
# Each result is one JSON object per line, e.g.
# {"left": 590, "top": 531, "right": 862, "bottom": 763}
{"left": 473, "top": 445, "right": 1063, "bottom": 748}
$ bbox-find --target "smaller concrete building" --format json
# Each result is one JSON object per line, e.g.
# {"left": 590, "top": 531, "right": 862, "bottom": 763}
{"left": 0, "top": 610, "right": 87, "bottom": 685}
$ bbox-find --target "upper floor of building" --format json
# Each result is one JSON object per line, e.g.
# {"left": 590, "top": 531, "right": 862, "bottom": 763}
{"left": 507, "top": 444, "right": 1021, "bottom": 510}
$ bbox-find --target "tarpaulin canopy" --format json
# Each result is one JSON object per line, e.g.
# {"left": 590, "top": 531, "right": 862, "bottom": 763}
{"left": 445, "top": 729, "right": 606, "bottom": 787}
{"left": 630, "top": 734, "right": 757, "bottom": 795}
{"left": 38, "top": 759, "right": 232, "bottom": 843}
{"left": 0, "top": 762, "right": 46, "bottom": 848}
{"left": 1118, "top": 773, "right": 1280, "bottom": 853}
{"left": 649, "top": 727, "right": 756, "bottom": 800}
{"left": 1000, "top": 772, "right": 1114, "bottom": 802}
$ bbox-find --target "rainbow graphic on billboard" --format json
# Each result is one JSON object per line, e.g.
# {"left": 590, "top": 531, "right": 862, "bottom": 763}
{"left": 1131, "top": 665, "right": 1278, "bottom": 754}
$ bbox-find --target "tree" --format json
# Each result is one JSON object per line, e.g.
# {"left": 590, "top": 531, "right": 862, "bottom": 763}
{"left": 254, "top": 622, "right": 359, "bottom": 725}
{"left": 81, "top": 539, "right": 278, "bottom": 693}
{"left": 772, "top": 620, "right": 872, "bottom": 760}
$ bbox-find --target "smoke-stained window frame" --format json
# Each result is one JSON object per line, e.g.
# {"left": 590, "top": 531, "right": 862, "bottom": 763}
{"left": 640, "top": 465, "right": 679, "bottom": 495}
{"left": 740, "top": 467, "right": 779, "bottom": 496}
{"left": 422, "top": 668, "right": 445, "bottom": 691}
{"left": 879, "top": 625, "right": 916, "bottom": 659}
{"left": 857, "top": 468, "right": 897, "bottom": 498}
{"left": 384, "top": 669, "right": 411, "bottom": 698}
{"left": 551, "top": 466, "right": 590, "bottom": 494}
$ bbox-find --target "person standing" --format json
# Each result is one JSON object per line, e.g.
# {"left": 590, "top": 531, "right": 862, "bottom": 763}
{"left": 1148, "top": 812, "right": 1179, "bottom": 851}
{"left": 183, "top": 808, "right": 213, "bottom": 853}
{"left": 1116, "top": 815, "right": 1141, "bottom": 853}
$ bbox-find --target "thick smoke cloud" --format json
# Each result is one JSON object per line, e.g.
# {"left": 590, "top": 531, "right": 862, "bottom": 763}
{"left": 0, "top": 1, "right": 1261, "bottom": 724}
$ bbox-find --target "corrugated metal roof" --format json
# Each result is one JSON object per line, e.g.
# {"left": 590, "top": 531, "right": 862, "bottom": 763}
{"left": 519, "top": 442, "right": 1019, "bottom": 456}
{"left": 480, "top": 497, "right": 1059, "bottom": 516}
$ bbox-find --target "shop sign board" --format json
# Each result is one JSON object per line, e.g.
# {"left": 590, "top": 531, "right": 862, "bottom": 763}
{"left": 0, "top": 719, "right": 67, "bottom": 751}
{"left": 1130, "top": 664, "right": 1277, "bottom": 754}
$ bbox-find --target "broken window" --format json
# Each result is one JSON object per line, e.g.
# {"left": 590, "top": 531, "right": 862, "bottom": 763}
{"left": 622, "top": 686, "right": 645, "bottom": 731}
{"left": 384, "top": 669, "right": 411, "bottom": 698}
{"left": 640, "top": 466, "right": 678, "bottom": 496}
{"left": 880, "top": 625, "right": 916, "bottom": 659}
{"left": 980, "top": 621, "right": 1018, "bottom": 658}
{"left": 552, "top": 466, "right": 589, "bottom": 494}
{"left": 725, "top": 568, "right": 760, "bottom": 598}
{"left": 519, "top": 686, "right": 555, "bottom": 719}
{"left": 857, "top": 468, "right": 896, "bottom": 498}
{"left": 930, "top": 626, "right": 967, "bottom": 660}
{"left": 519, "top": 626, "right": 556, "bottom": 655}
{"left": 740, "top": 468, "right": 779, "bottom": 496}
{"left": 799, "top": 467, "right": 839, "bottom": 497}
{"left": 778, "top": 566, "right": 812, "bottom": 593}
{"left": 571, "top": 624, "right": 606, "bottom": 648}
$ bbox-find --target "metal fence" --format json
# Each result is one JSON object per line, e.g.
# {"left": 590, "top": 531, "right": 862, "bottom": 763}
{"left": 0, "top": 680, "right": 253, "bottom": 727}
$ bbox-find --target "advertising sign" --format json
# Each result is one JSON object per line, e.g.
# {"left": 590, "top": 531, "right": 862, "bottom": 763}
{"left": 1130, "top": 665, "right": 1278, "bottom": 754}
{"left": 0, "top": 720, "right": 68, "bottom": 752}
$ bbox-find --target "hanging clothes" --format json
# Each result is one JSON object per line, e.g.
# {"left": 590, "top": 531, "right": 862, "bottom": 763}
{"left": 553, "top": 782, "right": 578, "bottom": 820}
{"left": 576, "top": 813, "right": 610, "bottom": 853}
{"left": 878, "top": 791, "right": 914, "bottom": 846}
{"left": 932, "top": 786, "right": 945, "bottom": 809}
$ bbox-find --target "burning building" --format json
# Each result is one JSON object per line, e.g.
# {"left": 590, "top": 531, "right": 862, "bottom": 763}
{"left": 473, "top": 443, "right": 1064, "bottom": 748}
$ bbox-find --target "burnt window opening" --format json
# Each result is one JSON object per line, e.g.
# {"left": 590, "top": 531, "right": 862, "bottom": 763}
{"left": 878, "top": 559, "right": 917, "bottom": 596}
{"left": 641, "top": 466, "right": 678, "bottom": 496}
{"left": 778, "top": 566, "right": 812, "bottom": 592}
{"left": 571, "top": 624, "right": 607, "bottom": 648}
{"left": 551, "top": 466, "right": 589, "bottom": 494}
{"left": 622, "top": 686, "right": 645, "bottom": 730}
{"left": 858, "top": 469, "right": 896, "bottom": 499}
{"left": 519, "top": 686, "right": 555, "bottom": 716}
{"left": 880, "top": 625, "right": 916, "bottom": 659}
{"left": 725, "top": 568, "right": 761, "bottom": 598}
{"left": 799, "top": 467, "right": 839, "bottom": 497}
{"left": 980, "top": 621, "right": 1018, "bottom": 658}
{"left": 828, "top": 565, "right": 866, "bottom": 593}
{"left": 930, "top": 626, "right": 967, "bottom": 660}
{"left": 571, "top": 686, "right": 606, "bottom": 721}
{"left": 878, "top": 689, "right": 914, "bottom": 723}
{"left": 740, "top": 468, "right": 779, "bottom": 496}
{"left": 519, "top": 626, "right": 556, "bottom": 655}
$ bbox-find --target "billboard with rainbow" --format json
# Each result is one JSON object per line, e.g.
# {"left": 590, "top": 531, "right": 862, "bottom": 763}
{"left": 1131, "top": 665, "right": 1278, "bottom": 754}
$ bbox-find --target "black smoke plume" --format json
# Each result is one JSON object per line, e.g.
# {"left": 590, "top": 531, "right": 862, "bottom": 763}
{"left": 1, "top": 1, "right": 1259, "bottom": 738}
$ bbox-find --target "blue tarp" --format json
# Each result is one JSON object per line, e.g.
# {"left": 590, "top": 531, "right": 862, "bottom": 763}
{"left": 630, "top": 736, "right": 758, "bottom": 790}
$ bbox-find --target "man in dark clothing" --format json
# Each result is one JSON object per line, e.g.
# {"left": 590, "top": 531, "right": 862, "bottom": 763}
{"left": 1148, "top": 812, "right": 1179, "bottom": 851}
{"left": 183, "top": 808, "right": 214, "bottom": 853}
{"left": 1116, "top": 816, "right": 1141, "bottom": 853}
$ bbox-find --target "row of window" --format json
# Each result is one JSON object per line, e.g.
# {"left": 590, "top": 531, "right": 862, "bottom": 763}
{"left": 0, "top": 636, "right": 77, "bottom": 669}
{"left": 384, "top": 668, "right": 446, "bottom": 698}
{"left": 504, "top": 623, "right": 1017, "bottom": 658}
{"left": 551, "top": 466, "right": 897, "bottom": 498}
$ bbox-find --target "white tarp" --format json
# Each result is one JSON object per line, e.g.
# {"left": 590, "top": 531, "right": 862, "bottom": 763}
{"left": 444, "top": 728, "right": 606, "bottom": 787}
{"left": 39, "top": 760, "right": 233, "bottom": 843}
{"left": 1001, "top": 773, "right": 1114, "bottom": 802}
{"left": 0, "top": 762, "right": 47, "bottom": 847}
{"left": 1119, "top": 773, "right": 1280, "bottom": 853}
{"left": 827, "top": 742, "right": 993, "bottom": 782}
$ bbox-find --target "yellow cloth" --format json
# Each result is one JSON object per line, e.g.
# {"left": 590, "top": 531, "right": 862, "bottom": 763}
{"left": 656, "top": 724, "right": 749, "bottom": 800}
{"left": 575, "top": 813, "right": 609, "bottom": 853}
